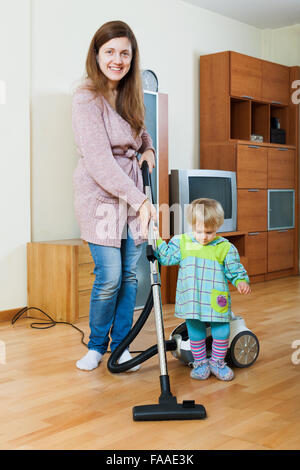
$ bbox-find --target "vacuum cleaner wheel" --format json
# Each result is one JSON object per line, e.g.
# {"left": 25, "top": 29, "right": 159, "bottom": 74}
{"left": 228, "top": 331, "right": 259, "bottom": 368}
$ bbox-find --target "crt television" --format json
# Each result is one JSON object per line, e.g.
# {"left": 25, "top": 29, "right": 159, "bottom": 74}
{"left": 169, "top": 169, "right": 237, "bottom": 234}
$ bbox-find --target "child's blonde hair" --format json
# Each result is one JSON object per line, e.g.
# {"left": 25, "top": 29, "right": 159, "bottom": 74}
{"left": 187, "top": 198, "right": 224, "bottom": 230}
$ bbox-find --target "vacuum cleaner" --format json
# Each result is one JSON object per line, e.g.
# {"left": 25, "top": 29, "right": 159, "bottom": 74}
{"left": 107, "top": 161, "right": 207, "bottom": 421}
{"left": 107, "top": 162, "right": 260, "bottom": 420}
{"left": 170, "top": 315, "right": 259, "bottom": 368}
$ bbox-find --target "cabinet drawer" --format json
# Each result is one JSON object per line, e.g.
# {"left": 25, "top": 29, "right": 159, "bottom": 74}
{"left": 237, "top": 145, "right": 267, "bottom": 188}
{"left": 237, "top": 189, "right": 267, "bottom": 232}
{"left": 78, "top": 263, "right": 95, "bottom": 291}
{"left": 78, "top": 243, "right": 93, "bottom": 264}
{"left": 230, "top": 52, "right": 262, "bottom": 100}
{"left": 268, "top": 229, "right": 294, "bottom": 272}
{"left": 246, "top": 232, "right": 267, "bottom": 275}
{"left": 268, "top": 149, "right": 295, "bottom": 188}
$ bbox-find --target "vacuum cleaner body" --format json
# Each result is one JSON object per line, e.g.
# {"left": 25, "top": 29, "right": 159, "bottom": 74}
{"left": 170, "top": 313, "right": 260, "bottom": 368}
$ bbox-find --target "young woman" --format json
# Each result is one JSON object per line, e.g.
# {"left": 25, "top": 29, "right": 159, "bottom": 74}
{"left": 72, "top": 21, "right": 156, "bottom": 371}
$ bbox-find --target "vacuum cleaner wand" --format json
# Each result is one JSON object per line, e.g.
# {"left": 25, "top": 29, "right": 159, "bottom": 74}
{"left": 132, "top": 162, "right": 206, "bottom": 421}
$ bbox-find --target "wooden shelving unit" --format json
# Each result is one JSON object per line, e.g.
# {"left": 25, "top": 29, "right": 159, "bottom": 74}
{"left": 200, "top": 51, "right": 300, "bottom": 284}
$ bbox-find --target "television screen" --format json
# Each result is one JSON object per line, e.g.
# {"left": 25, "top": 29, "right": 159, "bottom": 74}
{"left": 268, "top": 190, "right": 295, "bottom": 230}
{"left": 189, "top": 176, "right": 233, "bottom": 219}
{"left": 169, "top": 169, "right": 237, "bottom": 234}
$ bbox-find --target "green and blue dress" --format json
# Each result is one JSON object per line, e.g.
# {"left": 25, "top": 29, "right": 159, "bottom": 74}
{"left": 154, "top": 233, "right": 249, "bottom": 323}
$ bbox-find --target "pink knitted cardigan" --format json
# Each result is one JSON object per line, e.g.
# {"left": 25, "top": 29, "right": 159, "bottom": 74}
{"left": 72, "top": 86, "right": 155, "bottom": 247}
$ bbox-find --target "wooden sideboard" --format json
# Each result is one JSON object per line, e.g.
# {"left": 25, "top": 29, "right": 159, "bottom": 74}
{"left": 27, "top": 239, "right": 94, "bottom": 323}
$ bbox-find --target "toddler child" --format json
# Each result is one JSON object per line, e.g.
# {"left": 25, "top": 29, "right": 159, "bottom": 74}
{"left": 154, "top": 198, "right": 251, "bottom": 381}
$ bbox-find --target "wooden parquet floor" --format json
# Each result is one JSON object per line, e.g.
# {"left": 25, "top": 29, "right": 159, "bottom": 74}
{"left": 0, "top": 276, "right": 300, "bottom": 450}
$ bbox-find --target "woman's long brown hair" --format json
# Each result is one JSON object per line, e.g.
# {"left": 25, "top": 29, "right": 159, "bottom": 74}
{"left": 85, "top": 21, "right": 145, "bottom": 136}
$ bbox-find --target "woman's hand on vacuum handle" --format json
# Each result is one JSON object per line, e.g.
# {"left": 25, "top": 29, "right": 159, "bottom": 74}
{"left": 139, "top": 199, "right": 157, "bottom": 239}
{"left": 139, "top": 149, "right": 155, "bottom": 174}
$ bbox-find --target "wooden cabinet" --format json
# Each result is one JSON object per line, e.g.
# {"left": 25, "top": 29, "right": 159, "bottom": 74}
{"left": 230, "top": 53, "right": 289, "bottom": 105}
{"left": 230, "top": 52, "right": 262, "bottom": 100}
{"left": 268, "top": 149, "right": 295, "bottom": 188}
{"left": 268, "top": 230, "right": 294, "bottom": 272}
{"left": 246, "top": 232, "right": 267, "bottom": 275}
{"left": 237, "top": 189, "right": 268, "bottom": 232}
{"left": 237, "top": 145, "right": 267, "bottom": 188}
{"left": 27, "top": 240, "right": 94, "bottom": 323}
{"left": 262, "top": 61, "right": 290, "bottom": 105}
{"left": 237, "top": 145, "right": 294, "bottom": 190}
{"left": 200, "top": 51, "right": 299, "bottom": 282}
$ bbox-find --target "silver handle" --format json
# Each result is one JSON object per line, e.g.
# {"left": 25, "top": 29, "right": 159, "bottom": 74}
{"left": 248, "top": 232, "right": 260, "bottom": 236}
{"left": 248, "top": 145, "right": 260, "bottom": 149}
{"left": 277, "top": 148, "right": 288, "bottom": 151}
{"left": 272, "top": 100, "right": 282, "bottom": 105}
{"left": 248, "top": 189, "right": 259, "bottom": 192}
{"left": 242, "top": 95, "right": 254, "bottom": 99}
{"left": 144, "top": 179, "right": 168, "bottom": 377}
{"left": 278, "top": 229, "right": 288, "bottom": 233}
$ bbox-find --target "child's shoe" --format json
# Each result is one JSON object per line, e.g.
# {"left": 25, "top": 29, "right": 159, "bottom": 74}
{"left": 209, "top": 359, "right": 234, "bottom": 381}
{"left": 190, "top": 359, "right": 210, "bottom": 380}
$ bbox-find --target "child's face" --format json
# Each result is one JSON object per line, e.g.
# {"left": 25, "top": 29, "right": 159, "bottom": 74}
{"left": 193, "top": 224, "right": 218, "bottom": 245}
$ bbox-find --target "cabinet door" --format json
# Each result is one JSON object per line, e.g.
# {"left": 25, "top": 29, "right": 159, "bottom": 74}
{"left": 268, "top": 229, "right": 294, "bottom": 272}
{"left": 230, "top": 52, "right": 262, "bottom": 100}
{"left": 262, "top": 61, "right": 290, "bottom": 105}
{"left": 268, "top": 149, "right": 295, "bottom": 188}
{"left": 246, "top": 232, "right": 267, "bottom": 275}
{"left": 237, "top": 145, "right": 268, "bottom": 188}
{"left": 237, "top": 189, "right": 267, "bottom": 232}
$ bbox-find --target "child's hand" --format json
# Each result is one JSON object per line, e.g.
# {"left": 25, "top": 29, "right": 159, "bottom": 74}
{"left": 237, "top": 281, "right": 251, "bottom": 295}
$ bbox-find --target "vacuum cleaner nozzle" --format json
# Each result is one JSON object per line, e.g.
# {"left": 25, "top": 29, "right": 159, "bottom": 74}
{"left": 133, "top": 376, "right": 206, "bottom": 421}
{"left": 132, "top": 399, "right": 206, "bottom": 421}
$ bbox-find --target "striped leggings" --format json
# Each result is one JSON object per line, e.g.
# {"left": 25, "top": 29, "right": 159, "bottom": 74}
{"left": 186, "top": 319, "right": 230, "bottom": 363}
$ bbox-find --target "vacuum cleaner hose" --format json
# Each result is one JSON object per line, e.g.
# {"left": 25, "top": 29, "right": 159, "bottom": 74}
{"left": 107, "top": 289, "right": 177, "bottom": 373}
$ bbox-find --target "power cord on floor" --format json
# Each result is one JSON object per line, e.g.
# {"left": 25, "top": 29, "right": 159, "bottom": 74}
{"left": 11, "top": 307, "right": 144, "bottom": 354}
{"left": 11, "top": 307, "right": 88, "bottom": 347}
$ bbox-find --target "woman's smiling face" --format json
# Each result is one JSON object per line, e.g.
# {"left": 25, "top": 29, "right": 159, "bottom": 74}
{"left": 98, "top": 36, "right": 132, "bottom": 85}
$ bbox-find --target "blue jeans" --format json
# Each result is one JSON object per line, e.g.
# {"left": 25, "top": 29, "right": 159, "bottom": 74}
{"left": 88, "top": 228, "right": 143, "bottom": 354}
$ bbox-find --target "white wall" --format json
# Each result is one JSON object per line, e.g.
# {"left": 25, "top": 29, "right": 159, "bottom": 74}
{"left": 1, "top": 0, "right": 299, "bottom": 310}
{"left": 262, "top": 24, "right": 300, "bottom": 66}
{"left": 0, "top": 0, "right": 31, "bottom": 310}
